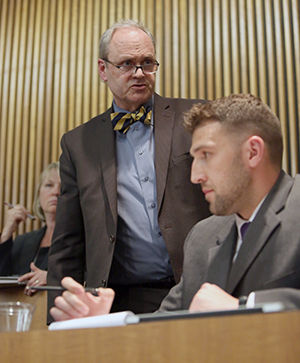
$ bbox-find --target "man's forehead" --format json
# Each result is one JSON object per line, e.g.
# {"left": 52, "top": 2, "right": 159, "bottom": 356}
{"left": 190, "top": 122, "right": 226, "bottom": 153}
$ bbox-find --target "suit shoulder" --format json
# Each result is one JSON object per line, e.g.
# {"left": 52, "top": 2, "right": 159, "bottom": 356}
{"left": 14, "top": 227, "right": 45, "bottom": 244}
{"left": 159, "top": 94, "right": 206, "bottom": 105}
{"left": 186, "top": 215, "right": 234, "bottom": 242}
{"left": 62, "top": 110, "right": 111, "bottom": 139}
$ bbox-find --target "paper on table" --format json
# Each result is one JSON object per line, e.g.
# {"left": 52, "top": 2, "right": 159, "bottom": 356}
{"left": 48, "top": 311, "right": 135, "bottom": 331}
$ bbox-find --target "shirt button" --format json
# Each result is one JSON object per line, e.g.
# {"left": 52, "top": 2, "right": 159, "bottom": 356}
{"left": 143, "top": 176, "right": 149, "bottom": 182}
{"left": 150, "top": 202, "right": 156, "bottom": 209}
{"left": 158, "top": 231, "right": 162, "bottom": 236}
{"left": 138, "top": 150, "right": 144, "bottom": 155}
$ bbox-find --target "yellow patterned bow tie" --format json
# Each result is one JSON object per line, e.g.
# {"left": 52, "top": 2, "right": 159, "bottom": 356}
{"left": 111, "top": 106, "right": 152, "bottom": 134}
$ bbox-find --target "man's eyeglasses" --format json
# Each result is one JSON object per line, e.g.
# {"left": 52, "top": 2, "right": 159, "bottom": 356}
{"left": 103, "top": 59, "right": 159, "bottom": 74}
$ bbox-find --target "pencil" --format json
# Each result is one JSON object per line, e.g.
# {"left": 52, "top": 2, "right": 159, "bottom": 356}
{"left": 30, "top": 285, "right": 101, "bottom": 296}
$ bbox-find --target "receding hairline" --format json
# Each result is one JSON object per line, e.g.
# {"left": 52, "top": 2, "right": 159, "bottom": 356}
{"left": 99, "top": 20, "right": 156, "bottom": 59}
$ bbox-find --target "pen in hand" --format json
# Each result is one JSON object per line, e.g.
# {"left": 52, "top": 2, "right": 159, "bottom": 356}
{"left": 4, "top": 202, "right": 36, "bottom": 220}
{"left": 29, "top": 285, "right": 101, "bottom": 296}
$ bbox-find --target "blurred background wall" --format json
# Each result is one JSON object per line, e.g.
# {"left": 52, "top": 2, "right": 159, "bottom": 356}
{"left": 0, "top": 0, "right": 299, "bottom": 233}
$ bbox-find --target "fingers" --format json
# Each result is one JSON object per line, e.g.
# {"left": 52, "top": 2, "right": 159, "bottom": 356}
{"left": 61, "top": 277, "right": 85, "bottom": 295}
{"left": 86, "top": 288, "right": 115, "bottom": 316}
{"left": 20, "top": 268, "right": 47, "bottom": 295}
{"left": 53, "top": 292, "right": 90, "bottom": 319}
{"left": 18, "top": 271, "right": 34, "bottom": 282}
{"left": 24, "top": 277, "right": 40, "bottom": 296}
{"left": 51, "top": 277, "right": 115, "bottom": 321}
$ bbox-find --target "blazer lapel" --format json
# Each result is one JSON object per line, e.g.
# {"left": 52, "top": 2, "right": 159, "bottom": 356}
{"left": 206, "top": 220, "right": 237, "bottom": 290}
{"left": 97, "top": 107, "right": 118, "bottom": 227}
{"left": 153, "top": 94, "right": 175, "bottom": 213}
{"left": 226, "top": 171, "right": 294, "bottom": 293}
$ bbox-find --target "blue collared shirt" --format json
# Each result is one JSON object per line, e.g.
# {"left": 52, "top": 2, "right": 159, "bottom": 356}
{"left": 108, "top": 99, "right": 173, "bottom": 285}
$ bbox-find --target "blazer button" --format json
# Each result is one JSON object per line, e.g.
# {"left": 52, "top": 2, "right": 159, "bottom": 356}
{"left": 109, "top": 234, "right": 115, "bottom": 243}
{"left": 101, "top": 279, "right": 107, "bottom": 287}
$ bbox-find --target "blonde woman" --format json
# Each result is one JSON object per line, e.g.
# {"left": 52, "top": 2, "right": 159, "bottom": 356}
{"left": 0, "top": 162, "right": 60, "bottom": 295}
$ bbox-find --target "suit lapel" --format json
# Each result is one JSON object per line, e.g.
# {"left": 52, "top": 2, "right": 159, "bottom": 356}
{"left": 97, "top": 107, "right": 118, "bottom": 227}
{"left": 206, "top": 220, "right": 237, "bottom": 290}
{"left": 153, "top": 94, "right": 175, "bottom": 213}
{"left": 226, "top": 171, "right": 294, "bottom": 293}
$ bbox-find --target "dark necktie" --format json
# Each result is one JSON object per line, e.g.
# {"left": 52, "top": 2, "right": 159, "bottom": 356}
{"left": 240, "top": 222, "right": 251, "bottom": 240}
{"left": 111, "top": 105, "right": 152, "bottom": 134}
{"left": 233, "top": 221, "right": 251, "bottom": 262}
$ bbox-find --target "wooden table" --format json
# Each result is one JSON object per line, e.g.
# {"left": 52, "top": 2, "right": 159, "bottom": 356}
{"left": 1, "top": 309, "right": 300, "bottom": 362}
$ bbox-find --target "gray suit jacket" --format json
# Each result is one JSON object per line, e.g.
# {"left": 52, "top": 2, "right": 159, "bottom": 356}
{"left": 47, "top": 94, "right": 210, "bottom": 311}
{"left": 159, "top": 171, "right": 300, "bottom": 311}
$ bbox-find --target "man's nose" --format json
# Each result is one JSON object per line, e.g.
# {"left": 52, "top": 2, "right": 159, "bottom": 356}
{"left": 133, "top": 66, "right": 145, "bottom": 77}
{"left": 190, "top": 161, "right": 206, "bottom": 184}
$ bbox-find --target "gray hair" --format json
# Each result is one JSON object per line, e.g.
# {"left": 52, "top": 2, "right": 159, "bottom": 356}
{"left": 33, "top": 162, "right": 59, "bottom": 222}
{"left": 99, "top": 19, "right": 155, "bottom": 59}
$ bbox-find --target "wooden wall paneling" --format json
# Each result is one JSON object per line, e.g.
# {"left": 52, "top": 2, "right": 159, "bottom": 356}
{"left": 239, "top": 0, "right": 249, "bottom": 93}
{"left": 82, "top": 0, "right": 93, "bottom": 125}
{"left": 15, "top": 0, "right": 30, "bottom": 234}
{"left": 205, "top": 0, "right": 214, "bottom": 99}
{"left": 98, "top": 0, "right": 109, "bottom": 115}
{"left": 91, "top": 0, "right": 101, "bottom": 119}
{"left": 179, "top": 0, "right": 189, "bottom": 98}
{"left": 58, "top": 0, "right": 71, "bottom": 147}
{"left": 213, "top": 0, "right": 222, "bottom": 98}
{"left": 10, "top": 0, "right": 22, "bottom": 218}
{"left": 172, "top": 0, "right": 180, "bottom": 98}
{"left": 35, "top": 0, "right": 48, "bottom": 195}
{"left": 163, "top": 0, "right": 172, "bottom": 97}
{"left": 196, "top": 0, "right": 206, "bottom": 99}
{"left": 44, "top": 0, "right": 56, "bottom": 164}
{"left": 154, "top": 0, "right": 163, "bottom": 95}
{"left": 283, "top": 0, "right": 299, "bottom": 175}
{"left": 132, "top": 0, "right": 140, "bottom": 21}
{"left": 27, "top": 0, "right": 43, "bottom": 231}
{"left": 292, "top": 0, "right": 300, "bottom": 129}
{"left": 0, "top": 0, "right": 10, "bottom": 229}
{"left": 1, "top": 0, "right": 15, "bottom": 230}
{"left": 247, "top": 0, "right": 258, "bottom": 95}
{"left": 39, "top": 0, "right": 50, "bottom": 167}
{"left": 273, "top": 0, "right": 289, "bottom": 172}
{"left": 51, "top": 0, "right": 62, "bottom": 163}
{"left": 256, "top": 0, "right": 268, "bottom": 102}
{"left": 230, "top": 0, "right": 241, "bottom": 94}
{"left": 123, "top": 0, "right": 132, "bottom": 20}
{"left": 188, "top": 0, "right": 199, "bottom": 99}
{"left": 264, "top": 0, "right": 278, "bottom": 115}
{"left": 221, "top": 0, "right": 233, "bottom": 95}
{"left": 21, "top": 0, "right": 36, "bottom": 232}
{"left": 73, "top": 0, "right": 85, "bottom": 128}
{"left": 68, "top": 0, "right": 79, "bottom": 130}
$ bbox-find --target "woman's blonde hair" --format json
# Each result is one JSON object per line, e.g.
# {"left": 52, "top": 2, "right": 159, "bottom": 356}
{"left": 33, "top": 162, "right": 59, "bottom": 222}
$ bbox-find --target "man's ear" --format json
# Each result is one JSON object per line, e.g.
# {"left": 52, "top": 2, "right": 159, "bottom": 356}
{"left": 244, "top": 135, "right": 265, "bottom": 168}
{"left": 98, "top": 59, "right": 107, "bottom": 82}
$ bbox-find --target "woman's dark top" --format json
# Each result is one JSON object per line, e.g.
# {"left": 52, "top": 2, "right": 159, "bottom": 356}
{"left": 0, "top": 226, "right": 48, "bottom": 275}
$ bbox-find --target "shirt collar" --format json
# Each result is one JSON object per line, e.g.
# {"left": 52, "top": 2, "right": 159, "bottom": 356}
{"left": 112, "top": 96, "right": 153, "bottom": 114}
{"left": 235, "top": 195, "right": 267, "bottom": 237}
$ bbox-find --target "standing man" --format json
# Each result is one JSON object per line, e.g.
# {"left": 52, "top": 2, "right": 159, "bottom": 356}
{"left": 47, "top": 20, "right": 209, "bottom": 317}
{"left": 49, "top": 94, "right": 300, "bottom": 322}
